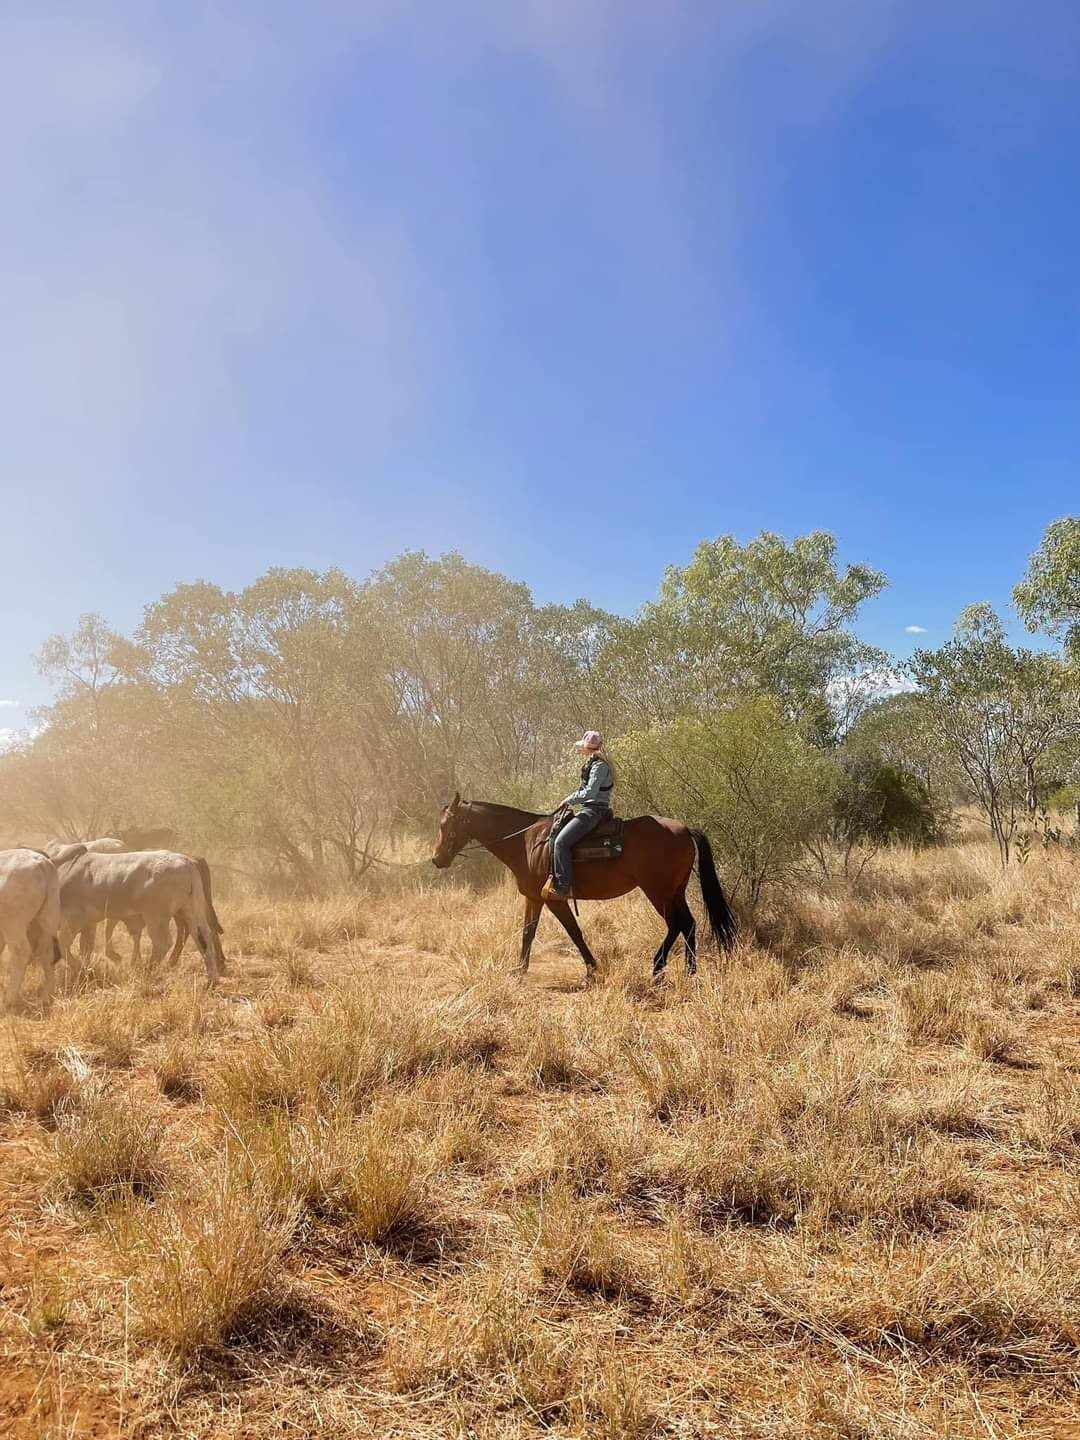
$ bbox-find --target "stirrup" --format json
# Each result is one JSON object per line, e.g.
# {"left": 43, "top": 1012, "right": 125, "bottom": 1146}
{"left": 541, "top": 877, "right": 569, "bottom": 902}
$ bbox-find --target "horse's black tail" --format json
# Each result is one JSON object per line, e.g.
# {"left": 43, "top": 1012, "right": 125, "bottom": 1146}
{"left": 691, "top": 830, "right": 737, "bottom": 952}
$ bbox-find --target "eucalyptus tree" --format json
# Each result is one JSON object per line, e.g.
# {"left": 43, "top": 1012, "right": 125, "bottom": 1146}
{"left": 909, "top": 605, "right": 1080, "bottom": 864}
{"left": 135, "top": 568, "right": 398, "bottom": 883}
{"left": 612, "top": 530, "right": 887, "bottom": 741}
{"left": 1015, "top": 516, "right": 1080, "bottom": 654}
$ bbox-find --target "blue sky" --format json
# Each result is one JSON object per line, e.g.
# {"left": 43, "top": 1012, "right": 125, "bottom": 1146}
{"left": 2, "top": 1, "right": 1078, "bottom": 736}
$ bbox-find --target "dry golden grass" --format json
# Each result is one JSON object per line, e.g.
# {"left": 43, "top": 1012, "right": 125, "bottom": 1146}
{"left": 112, "top": 1149, "right": 296, "bottom": 1359}
{"left": 0, "top": 832, "right": 1077, "bottom": 1437}
{"left": 52, "top": 1082, "right": 171, "bottom": 1207}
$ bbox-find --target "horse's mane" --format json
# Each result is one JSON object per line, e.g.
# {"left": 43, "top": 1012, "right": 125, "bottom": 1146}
{"left": 464, "top": 799, "right": 546, "bottom": 823}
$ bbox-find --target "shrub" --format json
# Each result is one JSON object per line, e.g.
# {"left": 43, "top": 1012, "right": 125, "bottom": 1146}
{"left": 616, "top": 697, "right": 839, "bottom": 906}
{"left": 153, "top": 1037, "right": 203, "bottom": 1103}
{"left": 521, "top": 1018, "right": 597, "bottom": 1090}
{"left": 228, "top": 1100, "right": 433, "bottom": 1249}
{"left": 833, "top": 758, "right": 945, "bottom": 850}
{"left": 646, "top": 1070, "right": 977, "bottom": 1233}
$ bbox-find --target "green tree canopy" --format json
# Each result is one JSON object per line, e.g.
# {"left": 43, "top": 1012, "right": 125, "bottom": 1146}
{"left": 1014, "top": 517, "right": 1080, "bottom": 653}
{"left": 908, "top": 604, "right": 1080, "bottom": 864}
{"left": 627, "top": 531, "right": 887, "bottom": 740}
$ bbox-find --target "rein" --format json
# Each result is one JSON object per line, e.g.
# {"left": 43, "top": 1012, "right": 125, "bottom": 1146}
{"left": 374, "top": 813, "right": 555, "bottom": 871}
{"left": 456, "top": 813, "right": 555, "bottom": 855}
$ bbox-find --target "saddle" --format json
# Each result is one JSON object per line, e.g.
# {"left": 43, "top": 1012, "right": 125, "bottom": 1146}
{"left": 548, "top": 809, "right": 625, "bottom": 864}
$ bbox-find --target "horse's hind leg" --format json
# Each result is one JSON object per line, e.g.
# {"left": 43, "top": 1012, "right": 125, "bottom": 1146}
{"left": 677, "top": 899, "right": 697, "bottom": 975}
{"left": 644, "top": 888, "right": 686, "bottom": 978}
{"left": 642, "top": 881, "right": 702, "bottom": 984}
{"left": 650, "top": 917, "right": 682, "bottom": 977}
{"left": 546, "top": 898, "right": 598, "bottom": 974}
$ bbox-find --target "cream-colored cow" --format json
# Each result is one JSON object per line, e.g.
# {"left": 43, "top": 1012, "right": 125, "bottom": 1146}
{"left": 0, "top": 848, "right": 71, "bottom": 1009}
{"left": 46, "top": 838, "right": 131, "bottom": 958}
{"left": 52, "top": 847, "right": 226, "bottom": 984}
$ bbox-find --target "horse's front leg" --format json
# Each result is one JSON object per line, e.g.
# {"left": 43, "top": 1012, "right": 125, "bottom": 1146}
{"left": 520, "top": 897, "right": 542, "bottom": 973}
{"left": 545, "top": 897, "right": 599, "bottom": 977}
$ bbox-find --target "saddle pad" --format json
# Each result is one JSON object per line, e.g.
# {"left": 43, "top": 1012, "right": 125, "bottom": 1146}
{"left": 572, "top": 839, "right": 624, "bottom": 862}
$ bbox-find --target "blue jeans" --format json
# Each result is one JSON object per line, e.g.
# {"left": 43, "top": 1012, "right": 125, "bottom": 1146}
{"left": 552, "top": 807, "right": 606, "bottom": 894}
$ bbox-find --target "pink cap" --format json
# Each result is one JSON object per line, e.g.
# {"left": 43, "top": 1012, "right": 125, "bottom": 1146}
{"left": 575, "top": 731, "right": 603, "bottom": 752}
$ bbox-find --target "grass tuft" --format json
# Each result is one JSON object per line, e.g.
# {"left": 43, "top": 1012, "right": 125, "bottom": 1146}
{"left": 53, "top": 1085, "right": 170, "bottom": 1206}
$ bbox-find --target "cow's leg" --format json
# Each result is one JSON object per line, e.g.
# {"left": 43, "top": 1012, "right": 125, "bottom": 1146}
{"left": 544, "top": 897, "right": 598, "bottom": 974}
{"left": 194, "top": 920, "right": 220, "bottom": 984}
{"left": 127, "top": 921, "right": 144, "bottom": 964}
{"left": 78, "top": 925, "right": 96, "bottom": 971}
{"left": 166, "top": 918, "right": 188, "bottom": 968}
{"left": 520, "top": 897, "right": 542, "bottom": 974}
{"left": 146, "top": 918, "right": 171, "bottom": 978}
{"left": 3, "top": 934, "right": 32, "bottom": 1010}
{"left": 178, "top": 907, "right": 219, "bottom": 984}
{"left": 58, "top": 922, "right": 78, "bottom": 991}
{"left": 34, "top": 930, "right": 60, "bottom": 1007}
{"left": 104, "top": 918, "right": 123, "bottom": 962}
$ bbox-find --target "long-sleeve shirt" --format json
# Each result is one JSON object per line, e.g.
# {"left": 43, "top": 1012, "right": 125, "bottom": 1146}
{"left": 564, "top": 757, "right": 614, "bottom": 811}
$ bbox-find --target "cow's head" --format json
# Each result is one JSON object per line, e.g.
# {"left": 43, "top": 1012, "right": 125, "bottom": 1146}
{"left": 431, "top": 793, "right": 466, "bottom": 869}
{"left": 49, "top": 843, "right": 87, "bottom": 870}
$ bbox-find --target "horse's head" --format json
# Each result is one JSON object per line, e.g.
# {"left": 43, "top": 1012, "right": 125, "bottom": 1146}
{"left": 432, "top": 792, "right": 467, "bottom": 868}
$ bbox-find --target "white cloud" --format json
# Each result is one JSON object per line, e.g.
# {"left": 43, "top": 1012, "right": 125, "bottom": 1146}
{"left": 904, "top": 625, "right": 927, "bottom": 635}
{"left": 0, "top": 700, "right": 20, "bottom": 708}
{"left": 830, "top": 667, "right": 916, "bottom": 705}
{"left": 875, "top": 670, "right": 917, "bottom": 697}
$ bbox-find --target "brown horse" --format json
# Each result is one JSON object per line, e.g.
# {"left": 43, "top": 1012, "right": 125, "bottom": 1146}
{"left": 431, "top": 795, "right": 736, "bottom": 979}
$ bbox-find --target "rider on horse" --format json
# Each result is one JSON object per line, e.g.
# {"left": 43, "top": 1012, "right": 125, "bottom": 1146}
{"left": 540, "top": 731, "right": 615, "bottom": 901}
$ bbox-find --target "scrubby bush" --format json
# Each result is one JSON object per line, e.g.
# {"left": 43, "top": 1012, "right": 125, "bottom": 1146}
{"left": 616, "top": 697, "right": 839, "bottom": 905}
{"left": 833, "top": 758, "right": 945, "bottom": 851}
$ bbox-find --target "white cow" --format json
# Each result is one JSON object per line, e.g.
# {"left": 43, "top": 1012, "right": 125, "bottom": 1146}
{"left": 46, "top": 838, "right": 132, "bottom": 958}
{"left": 45, "top": 839, "right": 209, "bottom": 964}
{"left": 52, "top": 848, "right": 226, "bottom": 984}
{"left": 0, "top": 848, "right": 71, "bottom": 1009}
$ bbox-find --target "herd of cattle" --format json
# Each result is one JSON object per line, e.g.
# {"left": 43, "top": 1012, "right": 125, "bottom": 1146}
{"left": 0, "top": 838, "right": 226, "bottom": 1009}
